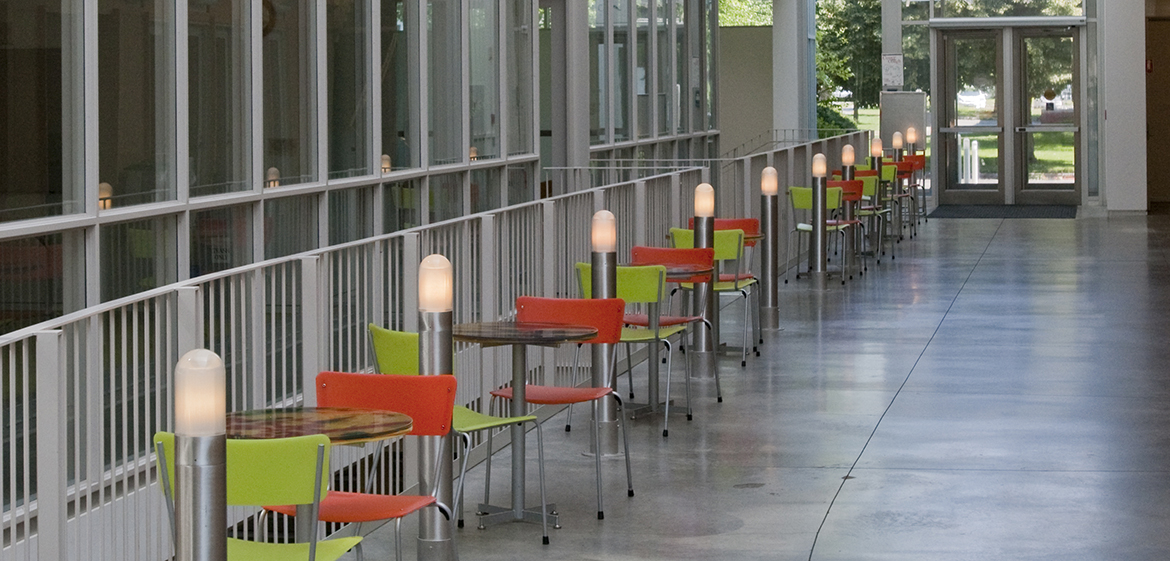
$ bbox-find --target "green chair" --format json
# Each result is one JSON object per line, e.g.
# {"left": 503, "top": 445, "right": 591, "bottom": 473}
{"left": 669, "top": 227, "right": 760, "bottom": 367}
{"left": 153, "top": 432, "right": 362, "bottom": 561}
{"left": 367, "top": 324, "right": 550, "bottom": 544}
{"left": 856, "top": 172, "right": 894, "bottom": 263}
{"left": 783, "top": 186, "right": 850, "bottom": 283}
{"left": 576, "top": 262, "right": 692, "bottom": 437}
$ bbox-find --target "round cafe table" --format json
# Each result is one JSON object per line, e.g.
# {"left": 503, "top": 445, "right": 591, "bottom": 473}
{"left": 454, "top": 321, "right": 597, "bottom": 526}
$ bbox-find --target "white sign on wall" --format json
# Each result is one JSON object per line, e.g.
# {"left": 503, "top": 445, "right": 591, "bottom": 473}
{"left": 882, "top": 53, "right": 904, "bottom": 89}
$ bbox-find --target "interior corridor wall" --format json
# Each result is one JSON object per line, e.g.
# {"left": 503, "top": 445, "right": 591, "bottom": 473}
{"left": 718, "top": 26, "right": 773, "bottom": 156}
{"left": 1102, "top": 0, "right": 1148, "bottom": 211}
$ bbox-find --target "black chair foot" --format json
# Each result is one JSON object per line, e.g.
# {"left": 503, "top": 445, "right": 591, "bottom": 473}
{"left": 629, "top": 393, "right": 634, "bottom": 399}
{"left": 686, "top": 414, "right": 693, "bottom": 421}
{"left": 784, "top": 279, "right": 789, "bottom": 284}
{"left": 662, "top": 429, "right": 669, "bottom": 437}
{"left": 628, "top": 490, "right": 635, "bottom": 497}
{"left": 598, "top": 511, "right": 605, "bottom": 520}
{"left": 717, "top": 397, "right": 723, "bottom": 403}
{"left": 564, "top": 425, "right": 571, "bottom": 432}
{"left": 458, "top": 519, "right": 464, "bottom": 528}
{"left": 741, "top": 360, "right": 746, "bottom": 367}
{"left": 543, "top": 536, "right": 550, "bottom": 545}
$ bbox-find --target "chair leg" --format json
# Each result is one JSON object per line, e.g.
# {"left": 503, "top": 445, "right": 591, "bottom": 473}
{"left": 394, "top": 517, "right": 402, "bottom": 561}
{"left": 454, "top": 432, "right": 471, "bottom": 529}
{"left": 534, "top": 421, "right": 550, "bottom": 543}
{"left": 591, "top": 400, "right": 604, "bottom": 520}
{"left": 615, "top": 394, "right": 634, "bottom": 498}
{"left": 481, "top": 422, "right": 493, "bottom": 527}
{"left": 624, "top": 342, "right": 635, "bottom": 399}
{"left": 683, "top": 329, "right": 693, "bottom": 421}
{"left": 739, "top": 289, "right": 750, "bottom": 367}
{"left": 662, "top": 340, "right": 673, "bottom": 437}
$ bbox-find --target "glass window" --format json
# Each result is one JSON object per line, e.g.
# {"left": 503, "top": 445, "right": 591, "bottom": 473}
{"left": 613, "top": 0, "right": 631, "bottom": 142}
{"left": 903, "top": 24, "right": 931, "bottom": 95}
{"left": 189, "top": 0, "right": 252, "bottom": 198}
{"left": 263, "top": 0, "right": 317, "bottom": 187}
{"left": 1, "top": 1, "right": 83, "bottom": 223}
{"left": 470, "top": 0, "right": 500, "bottom": 161}
{"left": 428, "top": 172, "right": 464, "bottom": 223}
{"left": 636, "top": 0, "right": 650, "bottom": 139}
{"left": 264, "top": 195, "right": 319, "bottom": 259}
{"left": 470, "top": 167, "right": 501, "bottom": 213}
{"left": 0, "top": 233, "right": 83, "bottom": 334}
{"left": 506, "top": 0, "right": 534, "bottom": 156}
{"left": 429, "top": 0, "right": 464, "bottom": 166}
{"left": 385, "top": 180, "right": 422, "bottom": 231}
{"left": 98, "top": 0, "right": 177, "bottom": 208}
{"left": 902, "top": 0, "right": 930, "bottom": 22}
{"left": 656, "top": 0, "right": 670, "bottom": 135}
{"left": 937, "top": 0, "right": 1082, "bottom": 18}
{"left": 329, "top": 187, "right": 375, "bottom": 244}
{"left": 507, "top": 163, "right": 533, "bottom": 205}
{"left": 190, "top": 205, "right": 253, "bottom": 277}
{"left": 589, "top": 0, "right": 609, "bottom": 144}
{"left": 328, "top": 0, "right": 371, "bottom": 180}
{"left": 705, "top": 0, "right": 715, "bottom": 130}
{"left": 101, "top": 217, "right": 176, "bottom": 302}
{"left": 381, "top": 0, "right": 416, "bottom": 171}
{"left": 675, "top": 0, "right": 688, "bottom": 134}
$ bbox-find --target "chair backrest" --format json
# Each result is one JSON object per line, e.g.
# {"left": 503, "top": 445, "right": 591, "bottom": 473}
{"left": 154, "top": 431, "right": 331, "bottom": 507}
{"left": 829, "top": 180, "right": 863, "bottom": 202}
{"left": 629, "top": 246, "right": 714, "bottom": 283}
{"left": 317, "top": 371, "right": 456, "bottom": 437}
{"left": 904, "top": 154, "right": 926, "bottom": 171}
{"left": 669, "top": 228, "right": 744, "bottom": 262}
{"left": 686, "top": 217, "right": 760, "bottom": 247}
{"left": 854, "top": 163, "right": 872, "bottom": 172}
{"left": 880, "top": 163, "right": 896, "bottom": 182}
{"left": 577, "top": 262, "right": 666, "bottom": 305}
{"left": 893, "top": 160, "right": 915, "bottom": 177}
{"left": 859, "top": 174, "right": 878, "bottom": 198}
{"left": 854, "top": 169, "right": 878, "bottom": 177}
{"left": 826, "top": 187, "right": 843, "bottom": 210}
{"left": 514, "top": 296, "right": 624, "bottom": 345}
{"left": 789, "top": 187, "right": 812, "bottom": 210}
{"left": 368, "top": 323, "right": 420, "bottom": 375}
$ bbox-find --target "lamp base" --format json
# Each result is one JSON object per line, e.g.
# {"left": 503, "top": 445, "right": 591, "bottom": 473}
{"left": 761, "top": 307, "right": 780, "bottom": 330}
{"left": 689, "top": 351, "right": 716, "bottom": 379}
{"left": 417, "top": 537, "right": 458, "bottom": 561}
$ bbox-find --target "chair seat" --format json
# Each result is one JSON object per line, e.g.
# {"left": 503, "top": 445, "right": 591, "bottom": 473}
{"left": 227, "top": 535, "right": 362, "bottom": 561}
{"left": 676, "top": 278, "right": 758, "bottom": 292}
{"left": 266, "top": 491, "right": 436, "bottom": 523}
{"left": 825, "top": 219, "right": 862, "bottom": 227}
{"left": 621, "top": 325, "right": 686, "bottom": 343}
{"left": 453, "top": 404, "right": 536, "bottom": 433}
{"left": 491, "top": 385, "right": 613, "bottom": 405}
{"left": 623, "top": 313, "right": 702, "bottom": 327}
{"left": 796, "top": 223, "right": 851, "bottom": 233}
{"left": 717, "top": 272, "right": 753, "bottom": 282}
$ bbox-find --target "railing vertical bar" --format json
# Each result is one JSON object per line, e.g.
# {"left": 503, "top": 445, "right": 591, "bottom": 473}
{"left": 300, "top": 256, "right": 320, "bottom": 406}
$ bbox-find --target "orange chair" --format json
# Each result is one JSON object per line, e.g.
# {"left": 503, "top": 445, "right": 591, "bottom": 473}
{"left": 629, "top": 246, "right": 721, "bottom": 409}
{"left": 490, "top": 296, "right": 634, "bottom": 520}
{"left": 826, "top": 179, "right": 866, "bottom": 282}
{"left": 891, "top": 160, "right": 918, "bottom": 239}
{"left": 268, "top": 373, "right": 457, "bottom": 561}
{"left": 903, "top": 154, "right": 927, "bottom": 224}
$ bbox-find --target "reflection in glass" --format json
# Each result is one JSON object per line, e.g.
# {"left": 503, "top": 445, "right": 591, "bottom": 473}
{"left": 381, "top": 0, "right": 414, "bottom": 171}
{"left": 947, "top": 132, "right": 1000, "bottom": 188}
{"left": 191, "top": 206, "right": 252, "bottom": 277}
{"left": 507, "top": 163, "right": 533, "bottom": 205}
{"left": 385, "top": 180, "right": 421, "bottom": 232}
{"left": 675, "top": 0, "right": 687, "bottom": 134}
{"left": 636, "top": 0, "right": 650, "bottom": 138}
{"left": 589, "top": 0, "right": 609, "bottom": 144}
{"left": 264, "top": 195, "right": 318, "bottom": 259}
{"left": 613, "top": 0, "right": 630, "bottom": 142}
{"left": 471, "top": 167, "right": 501, "bottom": 213}
{"left": 429, "top": 0, "right": 464, "bottom": 165}
{"left": 951, "top": 36, "right": 998, "bottom": 127}
{"left": 429, "top": 173, "right": 464, "bottom": 222}
{"left": 329, "top": 188, "right": 375, "bottom": 244}
{"left": 1024, "top": 132, "right": 1076, "bottom": 185}
{"left": 328, "top": 0, "right": 371, "bottom": 180}
{"left": 264, "top": 0, "right": 317, "bottom": 187}
{"left": 1024, "top": 36, "right": 1074, "bottom": 125}
{"left": 938, "top": 0, "right": 1081, "bottom": 18}
{"left": 506, "top": 0, "right": 534, "bottom": 156}
{"left": 0, "top": 234, "right": 73, "bottom": 333}
{"left": 470, "top": 0, "right": 500, "bottom": 160}
{"left": 99, "top": 0, "right": 177, "bottom": 208}
{"left": 101, "top": 217, "right": 176, "bottom": 302}
{"left": 656, "top": 0, "right": 670, "bottom": 135}
{"left": 189, "top": 0, "right": 251, "bottom": 198}
{"left": 1, "top": 1, "right": 83, "bottom": 223}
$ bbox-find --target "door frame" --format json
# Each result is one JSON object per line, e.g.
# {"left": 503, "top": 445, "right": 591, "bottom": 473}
{"left": 1012, "top": 27, "right": 1082, "bottom": 205}
{"left": 937, "top": 28, "right": 1005, "bottom": 205}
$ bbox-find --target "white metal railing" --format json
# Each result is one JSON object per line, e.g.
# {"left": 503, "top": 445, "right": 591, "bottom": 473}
{"left": 0, "top": 131, "right": 864, "bottom": 561}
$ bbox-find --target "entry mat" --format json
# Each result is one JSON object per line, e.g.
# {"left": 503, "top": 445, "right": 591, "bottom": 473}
{"left": 928, "top": 205, "right": 1077, "bottom": 219}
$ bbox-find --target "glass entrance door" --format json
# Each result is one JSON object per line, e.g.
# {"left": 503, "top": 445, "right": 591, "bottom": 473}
{"left": 937, "top": 27, "right": 1081, "bottom": 206}
{"left": 939, "top": 31, "right": 1004, "bottom": 205}
{"left": 1015, "top": 30, "right": 1079, "bottom": 204}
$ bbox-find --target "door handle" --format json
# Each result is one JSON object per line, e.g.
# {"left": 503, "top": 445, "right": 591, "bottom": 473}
{"left": 1015, "top": 127, "right": 1027, "bottom": 133}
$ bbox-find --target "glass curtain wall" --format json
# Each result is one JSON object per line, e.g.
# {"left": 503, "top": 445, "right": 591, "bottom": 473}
{"left": 613, "top": 0, "right": 631, "bottom": 142}
{"left": 101, "top": 217, "right": 176, "bottom": 301}
{"left": 189, "top": 0, "right": 252, "bottom": 198}
{"left": 1, "top": 1, "right": 83, "bottom": 223}
{"left": 675, "top": 0, "right": 687, "bottom": 134}
{"left": 636, "top": 0, "right": 650, "bottom": 139}
{"left": 506, "top": 0, "right": 534, "bottom": 156}
{"left": 428, "top": 0, "right": 464, "bottom": 166}
{"left": 589, "top": 0, "right": 609, "bottom": 144}
{"left": 470, "top": 0, "right": 500, "bottom": 160}
{"left": 98, "top": 0, "right": 177, "bottom": 208}
{"left": 263, "top": 0, "right": 318, "bottom": 187}
{"left": 381, "top": 0, "right": 415, "bottom": 172}
{"left": 327, "top": 0, "right": 372, "bottom": 179}
{"left": 656, "top": 0, "right": 670, "bottom": 136}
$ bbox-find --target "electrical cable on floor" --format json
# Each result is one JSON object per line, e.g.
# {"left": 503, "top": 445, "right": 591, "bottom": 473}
{"left": 806, "top": 220, "right": 1006, "bottom": 561}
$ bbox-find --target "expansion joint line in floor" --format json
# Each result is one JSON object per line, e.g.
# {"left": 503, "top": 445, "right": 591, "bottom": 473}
{"left": 806, "top": 220, "right": 1006, "bottom": 561}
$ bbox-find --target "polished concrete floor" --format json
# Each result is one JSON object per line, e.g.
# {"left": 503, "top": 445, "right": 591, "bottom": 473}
{"left": 363, "top": 212, "right": 1170, "bottom": 560}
